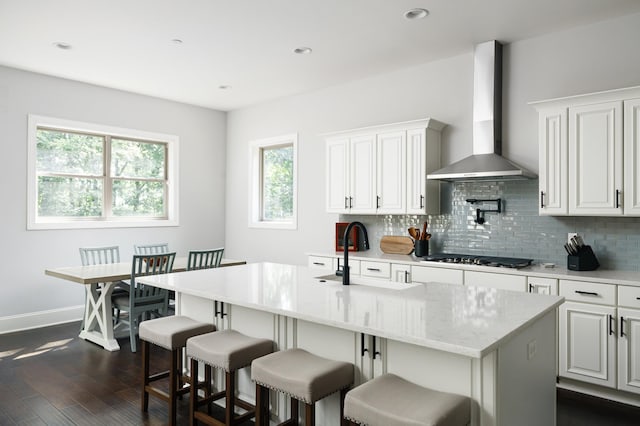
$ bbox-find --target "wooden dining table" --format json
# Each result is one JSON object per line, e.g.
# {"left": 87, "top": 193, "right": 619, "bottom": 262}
{"left": 45, "top": 257, "right": 246, "bottom": 351}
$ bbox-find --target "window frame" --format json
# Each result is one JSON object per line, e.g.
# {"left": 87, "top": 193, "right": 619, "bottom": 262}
{"left": 248, "top": 133, "right": 298, "bottom": 230}
{"left": 27, "top": 114, "right": 179, "bottom": 230}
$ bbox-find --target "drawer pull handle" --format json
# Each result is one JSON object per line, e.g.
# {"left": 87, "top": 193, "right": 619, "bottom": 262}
{"left": 575, "top": 290, "right": 599, "bottom": 296}
{"left": 609, "top": 314, "right": 615, "bottom": 336}
{"left": 620, "top": 316, "right": 626, "bottom": 338}
{"left": 367, "top": 268, "right": 381, "bottom": 272}
{"left": 372, "top": 336, "right": 381, "bottom": 359}
{"left": 540, "top": 191, "right": 545, "bottom": 208}
{"left": 313, "top": 262, "right": 325, "bottom": 266}
{"left": 637, "top": 297, "right": 640, "bottom": 300}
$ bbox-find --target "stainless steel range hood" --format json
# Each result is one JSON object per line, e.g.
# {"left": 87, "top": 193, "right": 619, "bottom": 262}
{"left": 427, "top": 40, "right": 536, "bottom": 182}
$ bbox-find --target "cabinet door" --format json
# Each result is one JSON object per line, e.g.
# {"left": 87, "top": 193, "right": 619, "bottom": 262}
{"left": 568, "top": 101, "right": 623, "bottom": 215}
{"left": 527, "top": 276, "right": 558, "bottom": 295}
{"left": 406, "top": 129, "right": 427, "bottom": 214}
{"left": 349, "top": 134, "right": 377, "bottom": 213}
{"left": 326, "top": 137, "right": 349, "bottom": 213}
{"left": 391, "top": 263, "right": 411, "bottom": 283}
{"left": 538, "top": 107, "right": 568, "bottom": 215}
{"left": 376, "top": 131, "right": 406, "bottom": 214}
{"left": 559, "top": 302, "right": 616, "bottom": 388}
{"left": 618, "top": 307, "right": 640, "bottom": 394}
{"left": 624, "top": 98, "right": 640, "bottom": 215}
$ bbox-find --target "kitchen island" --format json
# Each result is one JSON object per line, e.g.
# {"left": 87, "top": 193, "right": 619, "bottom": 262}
{"left": 138, "top": 262, "right": 563, "bottom": 426}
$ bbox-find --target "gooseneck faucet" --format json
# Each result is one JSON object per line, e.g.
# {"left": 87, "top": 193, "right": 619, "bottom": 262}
{"left": 338, "top": 221, "right": 370, "bottom": 285}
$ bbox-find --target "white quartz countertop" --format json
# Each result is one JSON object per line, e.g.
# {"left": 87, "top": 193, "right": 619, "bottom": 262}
{"left": 138, "top": 262, "right": 563, "bottom": 359}
{"left": 308, "top": 251, "right": 640, "bottom": 287}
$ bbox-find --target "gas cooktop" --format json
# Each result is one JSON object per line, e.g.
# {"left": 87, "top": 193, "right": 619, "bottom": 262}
{"left": 421, "top": 253, "right": 533, "bottom": 269}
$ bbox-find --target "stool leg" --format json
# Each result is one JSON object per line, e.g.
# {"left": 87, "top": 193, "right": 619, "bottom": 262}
{"left": 177, "top": 347, "right": 184, "bottom": 398}
{"left": 255, "top": 383, "right": 268, "bottom": 426}
{"left": 190, "top": 358, "right": 199, "bottom": 426}
{"left": 291, "top": 396, "right": 299, "bottom": 424}
{"left": 141, "top": 339, "right": 150, "bottom": 412}
{"left": 305, "top": 402, "right": 315, "bottom": 426}
{"left": 225, "top": 370, "right": 235, "bottom": 425}
{"left": 169, "top": 348, "right": 179, "bottom": 426}
{"left": 205, "top": 364, "right": 212, "bottom": 415}
{"left": 339, "top": 388, "right": 348, "bottom": 426}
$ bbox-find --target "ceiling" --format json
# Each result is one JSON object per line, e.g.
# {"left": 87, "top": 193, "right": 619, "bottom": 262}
{"left": 2, "top": 1, "right": 640, "bottom": 111}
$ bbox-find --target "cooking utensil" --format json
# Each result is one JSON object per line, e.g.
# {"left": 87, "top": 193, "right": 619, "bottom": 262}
{"left": 421, "top": 222, "right": 428, "bottom": 240}
{"left": 408, "top": 227, "right": 419, "bottom": 240}
{"left": 380, "top": 236, "right": 414, "bottom": 254}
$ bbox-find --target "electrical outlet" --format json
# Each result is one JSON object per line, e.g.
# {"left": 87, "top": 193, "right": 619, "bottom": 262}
{"left": 568, "top": 233, "right": 578, "bottom": 244}
{"left": 527, "top": 340, "right": 537, "bottom": 360}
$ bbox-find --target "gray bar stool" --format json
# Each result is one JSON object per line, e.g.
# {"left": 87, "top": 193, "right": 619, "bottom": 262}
{"left": 251, "top": 348, "right": 354, "bottom": 426}
{"left": 343, "top": 373, "right": 471, "bottom": 426}
{"left": 187, "top": 329, "right": 274, "bottom": 425}
{"left": 139, "top": 315, "right": 216, "bottom": 426}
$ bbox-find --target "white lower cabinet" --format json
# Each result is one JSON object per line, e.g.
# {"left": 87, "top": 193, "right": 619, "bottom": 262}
{"left": 411, "top": 265, "right": 463, "bottom": 285}
{"left": 559, "top": 301, "right": 616, "bottom": 388}
{"left": 558, "top": 280, "right": 640, "bottom": 396}
{"left": 391, "top": 263, "right": 411, "bottom": 283}
{"left": 528, "top": 276, "right": 558, "bottom": 295}
{"left": 337, "top": 258, "right": 361, "bottom": 275}
{"left": 464, "top": 270, "right": 527, "bottom": 292}
{"left": 360, "top": 260, "right": 390, "bottom": 280}
{"left": 308, "top": 255, "right": 336, "bottom": 272}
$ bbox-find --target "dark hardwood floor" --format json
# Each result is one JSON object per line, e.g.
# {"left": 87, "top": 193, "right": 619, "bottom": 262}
{"left": 1, "top": 322, "right": 639, "bottom": 425}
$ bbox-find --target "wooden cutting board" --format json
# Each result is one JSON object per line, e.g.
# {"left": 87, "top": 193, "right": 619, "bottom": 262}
{"left": 380, "top": 236, "right": 414, "bottom": 254}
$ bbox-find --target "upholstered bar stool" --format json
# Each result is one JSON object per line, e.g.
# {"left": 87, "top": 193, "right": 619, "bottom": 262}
{"left": 343, "top": 373, "right": 470, "bottom": 426}
{"left": 139, "top": 315, "right": 216, "bottom": 426}
{"left": 251, "top": 348, "right": 354, "bottom": 426}
{"left": 187, "top": 329, "right": 274, "bottom": 426}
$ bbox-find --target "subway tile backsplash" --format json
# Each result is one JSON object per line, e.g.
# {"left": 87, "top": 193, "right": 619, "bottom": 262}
{"left": 340, "top": 180, "right": 640, "bottom": 271}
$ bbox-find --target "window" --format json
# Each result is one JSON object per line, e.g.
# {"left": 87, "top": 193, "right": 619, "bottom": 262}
{"left": 28, "top": 115, "right": 179, "bottom": 229}
{"left": 249, "top": 134, "right": 297, "bottom": 229}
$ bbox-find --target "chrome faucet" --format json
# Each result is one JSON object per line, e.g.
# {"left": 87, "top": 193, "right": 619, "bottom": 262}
{"left": 337, "top": 221, "right": 370, "bottom": 285}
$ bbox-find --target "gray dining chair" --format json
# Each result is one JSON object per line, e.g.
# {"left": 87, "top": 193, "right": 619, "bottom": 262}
{"left": 78, "top": 246, "right": 129, "bottom": 329}
{"left": 134, "top": 243, "right": 170, "bottom": 255}
{"left": 187, "top": 248, "right": 224, "bottom": 271}
{"left": 112, "top": 252, "right": 176, "bottom": 352}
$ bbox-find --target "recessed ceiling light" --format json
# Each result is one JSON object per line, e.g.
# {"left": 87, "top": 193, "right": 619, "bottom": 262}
{"left": 404, "top": 8, "right": 429, "bottom": 20}
{"left": 171, "top": 38, "right": 183, "bottom": 45}
{"left": 52, "top": 42, "right": 72, "bottom": 50}
{"left": 293, "top": 47, "right": 312, "bottom": 55}
{"left": 218, "top": 85, "right": 231, "bottom": 90}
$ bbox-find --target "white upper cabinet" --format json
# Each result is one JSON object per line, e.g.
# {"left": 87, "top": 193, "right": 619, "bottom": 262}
{"left": 624, "top": 98, "right": 640, "bottom": 215}
{"left": 538, "top": 107, "right": 568, "bottom": 215}
{"left": 568, "top": 101, "right": 623, "bottom": 215}
{"left": 376, "top": 131, "right": 406, "bottom": 214}
{"left": 350, "top": 134, "right": 377, "bottom": 213}
{"left": 325, "top": 119, "right": 444, "bottom": 215}
{"left": 326, "top": 137, "right": 350, "bottom": 213}
{"left": 533, "top": 86, "right": 640, "bottom": 216}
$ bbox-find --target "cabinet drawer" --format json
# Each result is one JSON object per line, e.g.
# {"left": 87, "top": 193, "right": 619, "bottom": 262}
{"left": 618, "top": 285, "right": 640, "bottom": 308}
{"left": 361, "top": 261, "right": 391, "bottom": 279}
{"left": 411, "top": 266, "right": 463, "bottom": 285}
{"left": 465, "top": 271, "right": 527, "bottom": 292}
{"left": 308, "top": 256, "right": 335, "bottom": 271}
{"left": 559, "top": 280, "right": 615, "bottom": 305}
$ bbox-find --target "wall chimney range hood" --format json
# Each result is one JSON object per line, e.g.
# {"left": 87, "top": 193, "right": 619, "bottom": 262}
{"left": 427, "top": 40, "right": 536, "bottom": 182}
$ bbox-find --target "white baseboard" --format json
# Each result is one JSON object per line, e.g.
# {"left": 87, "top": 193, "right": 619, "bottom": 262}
{"left": 0, "top": 305, "right": 84, "bottom": 335}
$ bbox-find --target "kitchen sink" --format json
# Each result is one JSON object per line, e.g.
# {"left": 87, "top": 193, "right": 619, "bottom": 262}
{"left": 314, "top": 274, "right": 420, "bottom": 290}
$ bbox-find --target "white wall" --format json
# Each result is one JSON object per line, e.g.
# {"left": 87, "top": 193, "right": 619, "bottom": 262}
{"left": 225, "top": 12, "right": 640, "bottom": 266}
{"left": 0, "top": 66, "right": 227, "bottom": 332}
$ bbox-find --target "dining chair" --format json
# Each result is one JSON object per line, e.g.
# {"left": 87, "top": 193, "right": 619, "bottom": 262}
{"left": 134, "top": 243, "right": 170, "bottom": 255}
{"left": 186, "top": 248, "right": 224, "bottom": 270}
{"left": 78, "top": 246, "right": 129, "bottom": 329}
{"left": 112, "top": 252, "right": 177, "bottom": 352}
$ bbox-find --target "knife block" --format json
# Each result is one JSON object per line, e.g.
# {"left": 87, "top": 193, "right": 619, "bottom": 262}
{"left": 567, "top": 245, "right": 600, "bottom": 271}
